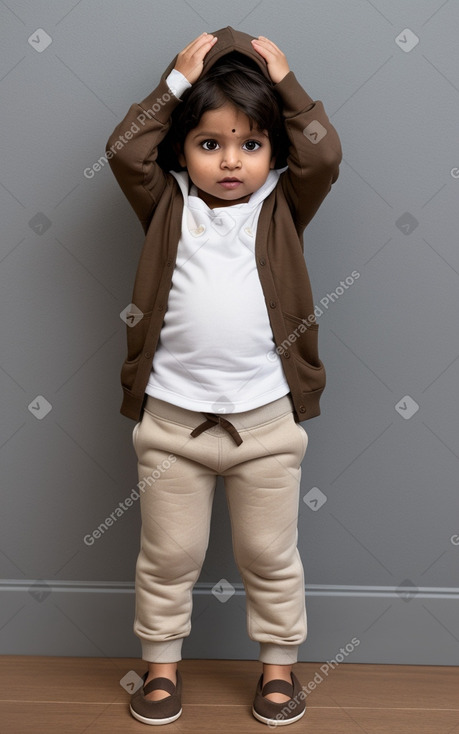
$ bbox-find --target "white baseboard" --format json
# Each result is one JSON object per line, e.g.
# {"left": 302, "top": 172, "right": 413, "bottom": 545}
{"left": 1, "top": 581, "right": 458, "bottom": 664}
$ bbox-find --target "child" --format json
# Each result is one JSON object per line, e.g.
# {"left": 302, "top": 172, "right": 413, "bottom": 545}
{"left": 106, "top": 26, "right": 341, "bottom": 727}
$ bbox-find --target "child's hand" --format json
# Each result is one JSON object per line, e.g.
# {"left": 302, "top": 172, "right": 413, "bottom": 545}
{"left": 174, "top": 32, "right": 218, "bottom": 85}
{"left": 251, "top": 36, "right": 290, "bottom": 84}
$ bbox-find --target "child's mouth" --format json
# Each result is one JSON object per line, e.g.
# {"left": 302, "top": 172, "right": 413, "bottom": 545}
{"left": 218, "top": 178, "right": 242, "bottom": 189}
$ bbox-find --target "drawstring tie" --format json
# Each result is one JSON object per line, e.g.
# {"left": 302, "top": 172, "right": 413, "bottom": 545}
{"left": 190, "top": 413, "right": 243, "bottom": 446}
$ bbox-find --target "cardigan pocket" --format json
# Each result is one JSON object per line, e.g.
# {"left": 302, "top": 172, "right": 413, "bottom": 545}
{"left": 282, "top": 312, "right": 321, "bottom": 370}
{"left": 125, "top": 309, "right": 153, "bottom": 363}
{"left": 120, "top": 355, "right": 141, "bottom": 397}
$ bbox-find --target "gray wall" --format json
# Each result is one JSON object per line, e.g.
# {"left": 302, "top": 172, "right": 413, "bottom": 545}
{"left": 1, "top": 0, "right": 458, "bottom": 667}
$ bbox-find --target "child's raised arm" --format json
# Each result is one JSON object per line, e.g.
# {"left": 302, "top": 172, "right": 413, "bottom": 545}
{"left": 252, "top": 36, "right": 342, "bottom": 232}
{"left": 105, "top": 33, "right": 217, "bottom": 231}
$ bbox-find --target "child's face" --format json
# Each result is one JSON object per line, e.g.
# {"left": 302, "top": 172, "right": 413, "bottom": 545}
{"left": 177, "top": 103, "right": 275, "bottom": 209}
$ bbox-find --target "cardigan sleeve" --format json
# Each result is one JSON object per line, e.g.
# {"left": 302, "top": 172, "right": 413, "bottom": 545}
{"left": 274, "top": 71, "right": 342, "bottom": 232}
{"left": 105, "top": 75, "right": 183, "bottom": 229}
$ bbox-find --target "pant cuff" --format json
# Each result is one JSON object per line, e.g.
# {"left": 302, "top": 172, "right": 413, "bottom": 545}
{"left": 258, "top": 643, "right": 299, "bottom": 665}
{"left": 140, "top": 637, "right": 184, "bottom": 663}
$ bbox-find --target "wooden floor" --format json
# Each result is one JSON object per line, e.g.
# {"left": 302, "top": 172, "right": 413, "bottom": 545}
{"left": 1, "top": 656, "right": 458, "bottom": 732}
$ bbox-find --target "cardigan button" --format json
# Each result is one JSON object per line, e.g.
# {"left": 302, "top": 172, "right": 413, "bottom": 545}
{"left": 299, "top": 405, "right": 306, "bottom": 413}
{"left": 259, "top": 258, "right": 266, "bottom": 266}
{"left": 144, "top": 352, "right": 152, "bottom": 359}
{"left": 269, "top": 300, "right": 276, "bottom": 308}
{"left": 283, "top": 350, "right": 290, "bottom": 358}
{"left": 190, "top": 224, "right": 205, "bottom": 236}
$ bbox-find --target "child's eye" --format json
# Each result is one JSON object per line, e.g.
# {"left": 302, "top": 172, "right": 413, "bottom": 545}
{"left": 201, "top": 139, "right": 219, "bottom": 151}
{"left": 242, "top": 140, "right": 262, "bottom": 151}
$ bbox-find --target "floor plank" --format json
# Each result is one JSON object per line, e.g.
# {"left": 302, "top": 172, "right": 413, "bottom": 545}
{"left": 0, "top": 656, "right": 458, "bottom": 733}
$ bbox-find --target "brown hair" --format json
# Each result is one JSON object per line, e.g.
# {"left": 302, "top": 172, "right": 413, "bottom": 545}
{"left": 158, "top": 52, "right": 289, "bottom": 171}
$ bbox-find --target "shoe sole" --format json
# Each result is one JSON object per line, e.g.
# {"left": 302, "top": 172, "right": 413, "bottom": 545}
{"left": 129, "top": 703, "right": 183, "bottom": 725}
{"left": 252, "top": 705, "right": 305, "bottom": 726}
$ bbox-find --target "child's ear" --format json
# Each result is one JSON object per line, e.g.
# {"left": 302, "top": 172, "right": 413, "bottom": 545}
{"left": 270, "top": 155, "right": 276, "bottom": 169}
{"left": 173, "top": 141, "right": 186, "bottom": 168}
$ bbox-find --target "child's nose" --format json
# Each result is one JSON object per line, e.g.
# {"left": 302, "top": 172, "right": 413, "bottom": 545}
{"left": 221, "top": 148, "right": 241, "bottom": 168}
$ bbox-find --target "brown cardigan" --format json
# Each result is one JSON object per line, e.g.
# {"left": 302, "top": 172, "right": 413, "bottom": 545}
{"left": 106, "top": 26, "right": 342, "bottom": 423}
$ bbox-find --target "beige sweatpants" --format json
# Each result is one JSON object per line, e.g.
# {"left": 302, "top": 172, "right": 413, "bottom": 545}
{"left": 132, "top": 393, "right": 309, "bottom": 665}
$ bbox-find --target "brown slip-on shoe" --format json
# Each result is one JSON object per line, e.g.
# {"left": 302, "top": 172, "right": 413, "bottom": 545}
{"left": 129, "top": 670, "right": 182, "bottom": 725}
{"left": 252, "top": 672, "right": 306, "bottom": 726}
